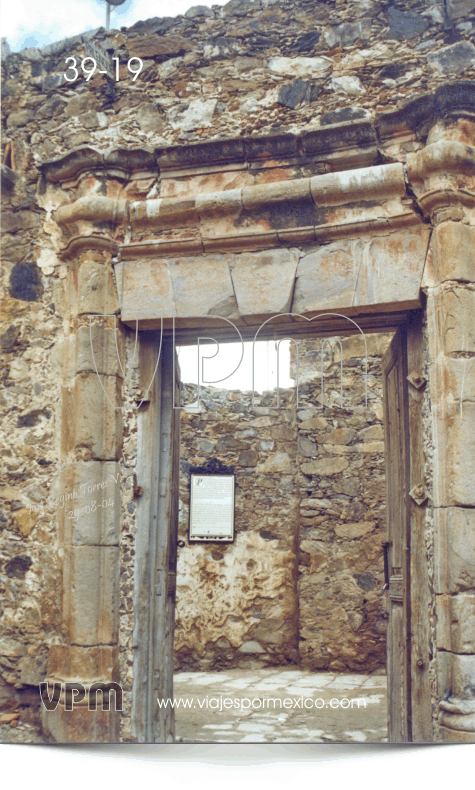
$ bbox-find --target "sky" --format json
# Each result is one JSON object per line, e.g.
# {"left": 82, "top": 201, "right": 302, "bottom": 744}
{"left": 177, "top": 340, "right": 294, "bottom": 393}
{"left": 1, "top": 0, "right": 225, "bottom": 51}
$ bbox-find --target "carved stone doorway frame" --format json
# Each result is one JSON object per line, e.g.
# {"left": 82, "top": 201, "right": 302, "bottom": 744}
{"left": 40, "top": 89, "right": 475, "bottom": 743}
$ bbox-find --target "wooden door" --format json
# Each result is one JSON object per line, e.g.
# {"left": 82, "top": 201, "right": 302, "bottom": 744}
{"left": 132, "top": 337, "right": 180, "bottom": 743}
{"left": 382, "top": 328, "right": 411, "bottom": 742}
{"left": 382, "top": 314, "right": 432, "bottom": 742}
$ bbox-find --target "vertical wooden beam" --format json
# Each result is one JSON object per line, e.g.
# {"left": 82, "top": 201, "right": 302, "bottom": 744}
{"left": 382, "top": 328, "right": 411, "bottom": 742}
{"left": 132, "top": 336, "right": 179, "bottom": 743}
{"left": 407, "top": 311, "right": 433, "bottom": 741}
{"left": 152, "top": 340, "right": 179, "bottom": 743}
{"left": 131, "top": 332, "right": 161, "bottom": 742}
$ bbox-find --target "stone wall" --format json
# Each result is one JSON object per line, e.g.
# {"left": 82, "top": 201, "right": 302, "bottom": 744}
{"left": 294, "top": 333, "right": 391, "bottom": 672}
{"left": 174, "top": 332, "right": 390, "bottom": 673}
{"left": 1, "top": 147, "right": 63, "bottom": 739}
{"left": 175, "top": 384, "right": 300, "bottom": 670}
{"left": 1, "top": 0, "right": 475, "bottom": 743}
{"left": 3, "top": 0, "right": 475, "bottom": 157}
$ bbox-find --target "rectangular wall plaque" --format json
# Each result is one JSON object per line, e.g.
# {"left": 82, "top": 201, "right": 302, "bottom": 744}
{"left": 189, "top": 474, "right": 235, "bottom": 542}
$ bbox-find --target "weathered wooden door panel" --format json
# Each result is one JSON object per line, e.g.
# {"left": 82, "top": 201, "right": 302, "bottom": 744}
{"left": 132, "top": 337, "right": 180, "bottom": 743}
{"left": 382, "top": 328, "right": 411, "bottom": 743}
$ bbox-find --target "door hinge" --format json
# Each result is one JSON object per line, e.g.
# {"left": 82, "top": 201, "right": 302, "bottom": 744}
{"left": 407, "top": 371, "right": 427, "bottom": 390}
{"left": 389, "top": 574, "right": 404, "bottom": 602}
{"left": 409, "top": 484, "right": 428, "bottom": 506}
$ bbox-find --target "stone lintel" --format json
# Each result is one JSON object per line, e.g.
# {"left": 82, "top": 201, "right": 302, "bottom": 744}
{"left": 116, "top": 228, "right": 429, "bottom": 328}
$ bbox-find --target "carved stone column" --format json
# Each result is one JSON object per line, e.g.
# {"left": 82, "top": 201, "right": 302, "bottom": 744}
{"left": 42, "top": 249, "right": 123, "bottom": 741}
{"left": 38, "top": 150, "right": 159, "bottom": 743}
{"left": 408, "top": 119, "right": 475, "bottom": 742}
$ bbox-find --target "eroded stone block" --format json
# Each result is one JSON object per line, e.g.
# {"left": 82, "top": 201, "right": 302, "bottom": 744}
{"left": 47, "top": 644, "right": 119, "bottom": 682}
{"left": 292, "top": 239, "right": 362, "bottom": 313}
{"left": 432, "top": 287, "right": 475, "bottom": 355}
{"left": 354, "top": 228, "right": 430, "bottom": 308}
{"left": 432, "top": 356, "right": 475, "bottom": 406}
{"left": 334, "top": 521, "right": 376, "bottom": 539}
{"left": 437, "top": 651, "right": 475, "bottom": 738}
{"left": 78, "top": 261, "right": 120, "bottom": 316}
{"left": 431, "top": 222, "right": 475, "bottom": 284}
{"left": 427, "top": 41, "right": 475, "bottom": 76}
{"left": 61, "top": 374, "right": 123, "bottom": 460}
{"left": 115, "top": 259, "right": 175, "bottom": 322}
{"left": 42, "top": 645, "right": 120, "bottom": 743}
{"left": 170, "top": 253, "right": 238, "bottom": 318}
{"left": 434, "top": 507, "right": 475, "bottom": 593}
{"left": 56, "top": 461, "right": 121, "bottom": 545}
{"left": 301, "top": 456, "right": 349, "bottom": 475}
{"left": 63, "top": 546, "right": 120, "bottom": 645}
{"left": 433, "top": 403, "right": 475, "bottom": 506}
{"left": 75, "top": 324, "right": 126, "bottom": 378}
{"left": 436, "top": 594, "right": 475, "bottom": 653}
{"left": 231, "top": 248, "right": 299, "bottom": 316}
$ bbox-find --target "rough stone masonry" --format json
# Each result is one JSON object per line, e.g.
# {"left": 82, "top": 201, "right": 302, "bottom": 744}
{"left": 174, "top": 333, "right": 390, "bottom": 675}
{"left": 2, "top": 0, "right": 475, "bottom": 744}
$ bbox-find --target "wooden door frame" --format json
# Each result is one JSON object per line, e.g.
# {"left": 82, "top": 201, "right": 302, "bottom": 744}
{"left": 382, "top": 311, "right": 432, "bottom": 743}
{"left": 405, "top": 312, "right": 432, "bottom": 742}
{"left": 131, "top": 335, "right": 179, "bottom": 743}
{"left": 382, "top": 326, "right": 411, "bottom": 742}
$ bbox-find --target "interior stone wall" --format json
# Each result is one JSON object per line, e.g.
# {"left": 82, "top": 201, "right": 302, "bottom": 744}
{"left": 175, "top": 384, "right": 300, "bottom": 670}
{"left": 174, "top": 332, "right": 391, "bottom": 673}
{"left": 294, "top": 332, "right": 391, "bottom": 672}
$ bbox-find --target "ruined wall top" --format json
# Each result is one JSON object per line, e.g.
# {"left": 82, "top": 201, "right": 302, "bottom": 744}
{"left": 3, "top": 0, "right": 475, "bottom": 172}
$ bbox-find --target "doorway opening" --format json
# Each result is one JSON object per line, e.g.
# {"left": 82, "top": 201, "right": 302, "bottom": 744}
{"left": 172, "top": 330, "right": 393, "bottom": 743}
